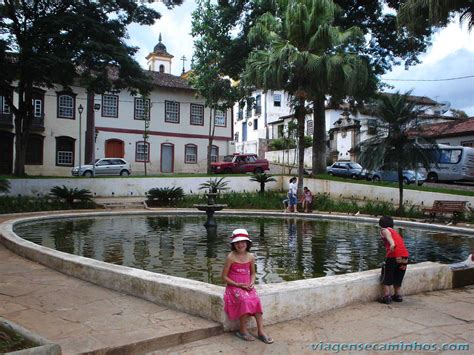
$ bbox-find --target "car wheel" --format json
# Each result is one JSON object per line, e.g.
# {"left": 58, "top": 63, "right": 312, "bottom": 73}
{"left": 402, "top": 177, "right": 409, "bottom": 185}
{"left": 223, "top": 168, "right": 232, "bottom": 174}
{"left": 351, "top": 174, "right": 358, "bottom": 179}
{"left": 417, "top": 181, "right": 424, "bottom": 186}
{"left": 254, "top": 167, "right": 263, "bottom": 174}
{"left": 120, "top": 170, "right": 130, "bottom": 176}
{"left": 83, "top": 171, "right": 93, "bottom": 177}
{"left": 328, "top": 171, "right": 334, "bottom": 176}
{"left": 372, "top": 175, "right": 380, "bottom": 182}
{"left": 427, "top": 172, "right": 438, "bottom": 183}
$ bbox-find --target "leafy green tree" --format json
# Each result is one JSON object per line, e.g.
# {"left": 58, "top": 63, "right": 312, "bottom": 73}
{"left": 245, "top": 0, "right": 368, "bottom": 191}
{"left": 190, "top": 0, "right": 242, "bottom": 174}
{"left": 399, "top": 0, "right": 473, "bottom": 32}
{"left": 250, "top": 173, "right": 276, "bottom": 193}
{"left": 356, "top": 92, "right": 434, "bottom": 212}
{"left": 0, "top": 0, "right": 182, "bottom": 176}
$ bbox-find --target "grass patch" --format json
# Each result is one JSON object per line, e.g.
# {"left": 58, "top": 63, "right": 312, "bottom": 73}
{"left": 0, "top": 325, "right": 36, "bottom": 353}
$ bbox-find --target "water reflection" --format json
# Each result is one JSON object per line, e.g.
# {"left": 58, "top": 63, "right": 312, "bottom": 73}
{"left": 14, "top": 215, "right": 474, "bottom": 286}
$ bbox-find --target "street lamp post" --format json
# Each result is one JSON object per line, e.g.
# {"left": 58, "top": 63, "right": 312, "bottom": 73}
{"left": 78, "top": 104, "right": 84, "bottom": 175}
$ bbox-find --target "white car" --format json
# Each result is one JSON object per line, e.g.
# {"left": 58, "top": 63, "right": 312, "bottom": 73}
{"left": 71, "top": 158, "right": 131, "bottom": 177}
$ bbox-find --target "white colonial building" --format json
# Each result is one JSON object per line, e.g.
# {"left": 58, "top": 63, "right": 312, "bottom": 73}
{"left": 0, "top": 36, "right": 233, "bottom": 176}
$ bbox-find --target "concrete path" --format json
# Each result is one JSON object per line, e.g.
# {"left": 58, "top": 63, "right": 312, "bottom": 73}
{"left": 0, "top": 244, "right": 222, "bottom": 354}
{"left": 161, "top": 286, "right": 474, "bottom": 354}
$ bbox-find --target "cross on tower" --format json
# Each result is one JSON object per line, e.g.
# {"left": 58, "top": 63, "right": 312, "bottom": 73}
{"left": 181, "top": 55, "right": 187, "bottom": 74}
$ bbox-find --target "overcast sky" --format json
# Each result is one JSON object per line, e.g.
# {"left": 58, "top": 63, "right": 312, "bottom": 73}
{"left": 127, "top": 1, "right": 474, "bottom": 116}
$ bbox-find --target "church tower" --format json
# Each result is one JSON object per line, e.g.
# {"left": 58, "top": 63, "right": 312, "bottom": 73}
{"left": 146, "top": 34, "right": 173, "bottom": 73}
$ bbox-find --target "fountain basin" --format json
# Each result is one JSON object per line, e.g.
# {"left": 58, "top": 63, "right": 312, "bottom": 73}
{"left": 1, "top": 210, "right": 471, "bottom": 330}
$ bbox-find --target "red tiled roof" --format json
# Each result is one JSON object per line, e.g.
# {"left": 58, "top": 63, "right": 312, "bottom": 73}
{"left": 416, "top": 118, "right": 474, "bottom": 138}
{"left": 148, "top": 71, "right": 192, "bottom": 91}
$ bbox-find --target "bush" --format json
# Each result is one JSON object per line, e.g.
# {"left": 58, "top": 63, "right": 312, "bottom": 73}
{"left": 199, "top": 177, "right": 229, "bottom": 193}
{"left": 50, "top": 185, "right": 93, "bottom": 207}
{"left": 0, "top": 196, "right": 95, "bottom": 214}
{"left": 146, "top": 186, "right": 185, "bottom": 207}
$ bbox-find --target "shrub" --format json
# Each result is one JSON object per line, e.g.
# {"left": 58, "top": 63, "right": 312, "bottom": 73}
{"left": 147, "top": 186, "right": 185, "bottom": 207}
{"left": 0, "top": 179, "right": 10, "bottom": 193}
{"left": 250, "top": 173, "right": 276, "bottom": 193}
{"left": 49, "top": 185, "right": 93, "bottom": 207}
{"left": 199, "top": 177, "right": 229, "bottom": 193}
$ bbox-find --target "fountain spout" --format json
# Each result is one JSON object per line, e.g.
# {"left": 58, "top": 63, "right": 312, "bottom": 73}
{"left": 193, "top": 192, "right": 227, "bottom": 228}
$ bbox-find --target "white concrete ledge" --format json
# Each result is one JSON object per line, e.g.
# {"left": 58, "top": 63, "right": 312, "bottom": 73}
{"left": 0, "top": 211, "right": 463, "bottom": 331}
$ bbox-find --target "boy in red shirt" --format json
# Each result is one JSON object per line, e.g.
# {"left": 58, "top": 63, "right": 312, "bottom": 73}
{"left": 379, "top": 216, "right": 409, "bottom": 304}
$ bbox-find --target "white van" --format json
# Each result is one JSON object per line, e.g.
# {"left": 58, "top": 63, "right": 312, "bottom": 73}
{"left": 425, "top": 144, "right": 474, "bottom": 182}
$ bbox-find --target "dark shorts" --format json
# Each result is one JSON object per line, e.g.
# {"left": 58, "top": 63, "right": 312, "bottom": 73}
{"left": 381, "top": 257, "right": 407, "bottom": 286}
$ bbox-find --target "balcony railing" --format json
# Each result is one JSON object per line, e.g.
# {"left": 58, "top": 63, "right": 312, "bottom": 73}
{"left": 31, "top": 117, "right": 45, "bottom": 130}
{"left": 0, "top": 113, "right": 13, "bottom": 128}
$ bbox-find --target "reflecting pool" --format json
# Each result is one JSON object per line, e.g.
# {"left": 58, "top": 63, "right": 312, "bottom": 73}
{"left": 14, "top": 215, "right": 473, "bottom": 285}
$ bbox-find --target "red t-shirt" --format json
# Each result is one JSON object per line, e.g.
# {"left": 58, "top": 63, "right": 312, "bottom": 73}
{"left": 381, "top": 227, "right": 409, "bottom": 258}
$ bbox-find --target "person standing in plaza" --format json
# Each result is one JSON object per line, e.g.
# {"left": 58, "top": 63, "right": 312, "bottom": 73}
{"left": 378, "top": 216, "right": 409, "bottom": 304}
{"left": 287, "top": 177, "right": 298, "bottom": 212}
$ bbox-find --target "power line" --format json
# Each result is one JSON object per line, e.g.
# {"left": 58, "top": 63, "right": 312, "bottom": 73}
{"left": 384, "top": 75, "right": 474, "bottom": 82}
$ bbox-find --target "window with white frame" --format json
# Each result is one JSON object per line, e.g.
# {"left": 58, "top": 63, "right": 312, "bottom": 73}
{"left": 57, "top": 93, "right": 75, "bottom": 119}
{"left": 33, "top": 99, "right": 42, "bottom": 118}
{"left": 211, "top": 145, "right": 219, "bottom": 162}
{"left": 0, "top": 94, "right": 11, "bottom": 114}
{"left": 273, "top": 93, "right": 281, "bottom": 107}
{"left": 134, "top": 97, "right": 150, "bottom": 120}
{"left": 214, "top": 109, "right": 226, "bottom": 126}
{"left": 185, "top": 144, "right": 197, "bottom": 163}
{"left": 102, "top": 95, "right": 118, "bottom": 117}
{"left": 56, "top": 137, "right": 74, "bottom": 166}
{"left": 461, "top": 141, "right": 474, "bottom": 147}
{"left": 165, "top": 100, "right": 180, "bottom": 123}
{"left": 307, "top": 119, "right": 313, "bottom": 135}
{"left": 190, "top": 103, "right": 204, "bottom": 125}
{"left": 136, "top": 141, "right": 150, "bottom": 162}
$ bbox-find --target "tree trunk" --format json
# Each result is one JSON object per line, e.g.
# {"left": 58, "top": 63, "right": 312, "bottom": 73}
{"left": 260, "top": 181, "right": 265, "bottom": 193}
{"left": 397, "top": 165, "right": 404, "bottom": 213}
{"left": 13, "top": 81, "right": 33, "bottom": 176}
{"left": 207, "top": 108, "right": 215, "bottom": 174}
{"left": 312, "top": 95, "right": 326, "bottom": 175}
{"left": 296, "top": 98, "right": 305, "bottom": 196}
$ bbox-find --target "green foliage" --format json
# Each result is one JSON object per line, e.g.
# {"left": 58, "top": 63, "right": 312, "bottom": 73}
{"left": 0, "top": 179, "right": 10, "bottom": 193}
{"left": 0, "top": 196, "right": 95, "bottom": 214}
{"left": 146, "top": 187, "right": 185, "bottom": 206}
{"left": 199, "top": 177, "right": 229, "bottom": 193}
{"left": 49, "top": 186, "right": 93, "bottom": 207}
{"left": 357, "top": 91, "right": 436, "bottom": 211}
{"left": 0, "top": 325, "right": 35, "bottom": 353}
{"left": 250, "top": 173, "right": 276, "bottom": 193}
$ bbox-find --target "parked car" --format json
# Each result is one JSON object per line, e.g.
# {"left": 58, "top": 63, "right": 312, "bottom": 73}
{"left": 370, "top": 167, "right": 425, "bottom": 185}
{"left": 71, "top": 158, "right": 131, "bottom": 177}
{"left": 211, "top": 153, "right": 269, "bottom": 174}
{"left": 326, "top": 161, "right": 367, "bottom": 179}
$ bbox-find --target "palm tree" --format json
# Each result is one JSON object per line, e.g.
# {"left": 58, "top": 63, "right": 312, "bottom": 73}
{"left": 49, "top": 185, "right": 93, "bottom": 207}
{"left": 244, "top": 0, "right": 368, "bottom": 194}
{"left": 0, "top": 179, "right": 10, "bottom": 193}
{"left": 399, "top": 0, "right": 473, "bottom": 32}
{"left": 250, "top": 173, "right": 276, "bottom": 193}
{"left": 356, "top": 91, "right": 434, "bottom": 212}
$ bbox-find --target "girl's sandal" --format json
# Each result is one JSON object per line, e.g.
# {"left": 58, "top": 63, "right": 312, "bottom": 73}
{"left": 235, "top": 331, "right": 255, "bottom": 341}
{"left": 257, "top": 335, "right": 274, "bottom": 344}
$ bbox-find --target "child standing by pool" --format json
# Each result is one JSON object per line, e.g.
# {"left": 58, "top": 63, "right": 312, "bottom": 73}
{"left": 378, "top": 216, "right": 409, "bottom": 304}
{"left": 221, "top": 228, "right": 274, "bottom": 344}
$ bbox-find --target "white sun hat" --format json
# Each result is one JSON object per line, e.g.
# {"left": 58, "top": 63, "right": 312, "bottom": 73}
{"left": 230, "top": 228, "right": 252, "bottom": 244}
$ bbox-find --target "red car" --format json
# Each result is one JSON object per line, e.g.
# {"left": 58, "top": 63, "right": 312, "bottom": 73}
{"left": 211, "top": 153, "right": 270, "bottom": 174}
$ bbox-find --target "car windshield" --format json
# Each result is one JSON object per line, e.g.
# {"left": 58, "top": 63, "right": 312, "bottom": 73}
{"left": 348, "top": 163, "right": 362, "bottom": 169}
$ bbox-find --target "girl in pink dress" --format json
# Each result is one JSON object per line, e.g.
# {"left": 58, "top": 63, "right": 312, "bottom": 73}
{"left": 221, "top": 228, "right": 274, "bottom": 344}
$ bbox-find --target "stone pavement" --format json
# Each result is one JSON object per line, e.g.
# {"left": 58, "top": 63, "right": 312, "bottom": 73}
{"left": 0, "top": 244, "right": 222, "bottom": 354}
{"left": 161, "top": 287, "right": 474, "bottom": 354}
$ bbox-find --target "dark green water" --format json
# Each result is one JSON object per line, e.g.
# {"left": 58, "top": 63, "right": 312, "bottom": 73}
{"left": 14, "top": 215, "right": 473, "bottom": 285}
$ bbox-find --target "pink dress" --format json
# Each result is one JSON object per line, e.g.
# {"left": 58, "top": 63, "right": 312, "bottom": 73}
{"left": 223, "top": 262, "right": 263, "bottom": 320}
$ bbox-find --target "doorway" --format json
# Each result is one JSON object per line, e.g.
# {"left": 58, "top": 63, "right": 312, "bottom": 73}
{"left": 161, "top": 143, "right": 174, "bottom": 173}
{"left": 105, "top": 139, "right": 124, "bottom": 158}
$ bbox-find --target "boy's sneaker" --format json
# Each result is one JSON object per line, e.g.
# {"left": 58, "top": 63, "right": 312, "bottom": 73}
{"left": 392, "top": 294, "right": 403, "bottom": 302}
{"left": 378, "top": 295, "right": 392, "bottom": 304}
